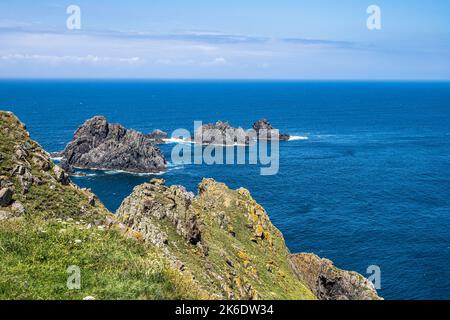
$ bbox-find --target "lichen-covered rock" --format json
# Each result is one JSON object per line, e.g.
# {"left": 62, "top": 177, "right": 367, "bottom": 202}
{"left": 60, "top": 116, "right": 166, "bottom": 173}
{"left": 117, "top": 179, "right": 201, "bottom": 246}
{"left": 117, "top": 178, "right": 316, "bottom": 300}
{"left": 0, "top": 111, "right": 109, "bottom": 220}
{"left": 288, "top": 253, "right": 382, "bottom": 300}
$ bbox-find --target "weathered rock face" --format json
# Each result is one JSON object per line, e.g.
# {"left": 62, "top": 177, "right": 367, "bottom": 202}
{"left": 61, "top": 116, "right": 166, "bottom": 173}
{"left": 194, "top": 121, "right": 249, "bottom": 145}
{"left": 117, "top": 178, "right": 382, "bottom": 300}
{"left": 288, "top": 253, "right": 382, "bottom": 300}
{"left": 252, "top": 118, "right": 290, "bottom": 141}
{"left": 193, "top": 119, "right": 291, "bottom": 145}
{"left": 117, "top": 179, "right": 201, "bottom": 248}
{"left": 0, "top": 111, "right": 109, "bottom": 220}
{"left": 117, "top": 178, "right": 315, "bottom": 299}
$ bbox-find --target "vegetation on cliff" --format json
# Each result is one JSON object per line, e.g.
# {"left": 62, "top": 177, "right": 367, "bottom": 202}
{"left": 0, "top": 111, "right": 200, "bottom": 299}
{"left": 0, "top": 111, "right": 380, "bottom": 300}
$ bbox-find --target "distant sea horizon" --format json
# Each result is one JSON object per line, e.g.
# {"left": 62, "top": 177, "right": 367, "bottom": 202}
{"left": 1, "top": 79, "right": 449, "bottom": 299}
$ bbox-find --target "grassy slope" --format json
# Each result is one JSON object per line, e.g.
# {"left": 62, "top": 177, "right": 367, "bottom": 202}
{"left": 0, "top": 111, "right": 202, "bottom": 300}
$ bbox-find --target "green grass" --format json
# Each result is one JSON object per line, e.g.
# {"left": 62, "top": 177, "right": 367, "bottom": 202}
{"left": 0, "top": 217, "right": 201, "bottom": 300}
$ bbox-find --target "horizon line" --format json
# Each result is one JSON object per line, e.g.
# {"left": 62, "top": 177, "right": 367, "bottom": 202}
{"left": 1, "top": 78, "right": 450, "bottom": 82}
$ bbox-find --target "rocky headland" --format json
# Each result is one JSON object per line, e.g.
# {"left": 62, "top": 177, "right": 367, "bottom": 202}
{"left": 59, "top": 116, "right": 166, "bottom": 174}
{"left": 0, "top": 111, "right": 381, "bottom": 300}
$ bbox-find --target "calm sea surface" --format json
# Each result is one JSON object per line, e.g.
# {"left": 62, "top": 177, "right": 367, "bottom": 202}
{"left": 1, "top": 80, "right": 450, "bottom": 299}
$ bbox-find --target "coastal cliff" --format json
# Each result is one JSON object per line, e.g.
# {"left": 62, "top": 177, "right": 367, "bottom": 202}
{"left": 0, "top": 111, "right": 381, "bottom": 300}
{"left": 59, "top": 116, "right": 166, "bottom": 173}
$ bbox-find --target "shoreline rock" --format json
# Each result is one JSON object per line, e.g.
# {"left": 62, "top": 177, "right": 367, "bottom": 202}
{"left": 288, "top": 253, "right": 382, "bottom": 300}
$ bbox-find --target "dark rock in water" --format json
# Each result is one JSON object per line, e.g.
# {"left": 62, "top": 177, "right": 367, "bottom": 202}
{"left": 193, "top": 119, "right": 291, "bottom": 145}
{"left": 194, "top": 121, "right": 249, "bottom": 145}
{"left": 288, "top": 253, "right": 382, "bottom": 300}
{"left": 252, "top": 118, "right": 290, "bottom": 141}
{"left": 147, "top": 129, "right": 168, "bottom": 144}
{"left": 60, "top": 116, "right": 166, "bottom": 173}
{"left": 0, "top": 187, "right": 13, "bottom": 207}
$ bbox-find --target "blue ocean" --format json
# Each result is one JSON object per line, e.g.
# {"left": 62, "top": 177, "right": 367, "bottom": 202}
{"left": 1, "top": 80, "right": 449, "bottom": 300}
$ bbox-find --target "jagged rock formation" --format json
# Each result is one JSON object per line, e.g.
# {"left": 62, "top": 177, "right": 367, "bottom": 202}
{"left": 117, "top": 178, "right": 382, "bottom": 300}
{"left": 0, "top": 111, "right": 108, "bottom": 220}
{"left": 117, "top": 178, "right": 314, "bottom": 299}
{"left": 253, "top": 118, "right": 290, "bottom": 141}
{"left": 289, "top": 253, "right": 382, "bottom": 300}
{"left": 193, "top": 121, "right": 249, "bottom": 145}
{"left": 60, "top": 116, "right": 166, "bottom": 173}
{"left": 192, "top": 119, "right": 290, "bottom": 145}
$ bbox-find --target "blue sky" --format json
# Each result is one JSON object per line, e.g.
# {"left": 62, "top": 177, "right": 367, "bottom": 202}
{"left": 1, "top": 0, "right": 450, "bottom": 79}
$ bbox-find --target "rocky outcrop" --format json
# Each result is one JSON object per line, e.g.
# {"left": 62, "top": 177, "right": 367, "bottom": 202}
{"left": 253, "top": 119, "right": 290, "bottom": 141}
{"left": 116, "top": 178, "right": 382, "bottom": 300}
{"left": 288, "top": 253, "right": 382, "bottom": 300}
{"left": 192, "top": 119, "right": 290, "bottom": 145}
{"left": 117, "top": 178, "right": 316, "bottom": 299}
{"left": 194, "top": 121, "right": 249, "bottom": 145}
{"left": 117, "top": 179, "right": 202, "bottom": 248}
{"left": 60, "top": 116, "right": 166, "bottom": 173}
{"left": 0, "top": 111, "right": 109, "bottom": 220}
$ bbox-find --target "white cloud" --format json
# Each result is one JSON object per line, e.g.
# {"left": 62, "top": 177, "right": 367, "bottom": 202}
{"left": 0, "top": 54, "right": 143, "bottom": 64}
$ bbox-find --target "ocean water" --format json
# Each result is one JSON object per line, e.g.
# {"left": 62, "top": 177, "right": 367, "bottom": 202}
{"left": 1, "top": 80, "right": 450, "bottom": 300}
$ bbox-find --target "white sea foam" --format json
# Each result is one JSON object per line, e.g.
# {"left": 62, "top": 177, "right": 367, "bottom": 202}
{"left": 163, "top": 137, "right": 193, "bottom": 144}
{"left": 103, "top": 169, "right": 166, "bottom": 176}
{"left": 289, "top": 135, "right": 308, "bottom": 141}
{"left": 50, "top": 156, "right": 63, "bottom": 161}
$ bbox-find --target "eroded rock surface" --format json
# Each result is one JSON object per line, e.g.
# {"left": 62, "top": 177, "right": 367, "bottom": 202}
{"left": 194, "top": 121, "right": 249, "bottom": 145}
{"left": 192, "top": 119, "right": 290, "bottom": 145}
{"left": 289, "top": 253, "right": 382, "bottom": 300}
{"left": 0, "top": 111, "right": 108, "bottom": 220}
{"left": 253, "top": 118, "right": 290, "bottom": 141}
{"left": 60, "top": 116, "right": 166, "bottom": 173}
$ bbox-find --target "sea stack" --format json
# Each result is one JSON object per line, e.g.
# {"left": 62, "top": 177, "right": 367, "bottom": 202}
{"left": 194, "top": 121, "right": 248, "bottom": 145}
{"left": 60, "top": 116, "right": 166, "bottom": 173}
{"left": 252, "top": 118, "right": 290, "bottom": 141}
